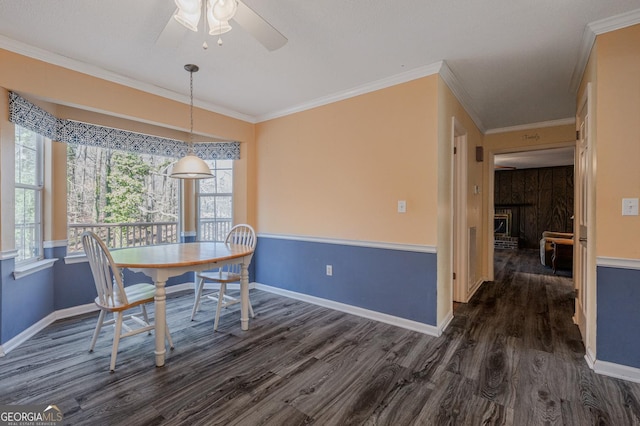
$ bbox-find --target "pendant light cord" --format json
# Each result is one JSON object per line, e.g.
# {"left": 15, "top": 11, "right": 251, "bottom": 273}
{"left": 189, "top": 68, "right": 194, "bottom": 149}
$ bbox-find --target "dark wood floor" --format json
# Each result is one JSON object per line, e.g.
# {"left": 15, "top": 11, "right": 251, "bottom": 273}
{"left": 2, "top": 249, "right": 640, "bottom": 425}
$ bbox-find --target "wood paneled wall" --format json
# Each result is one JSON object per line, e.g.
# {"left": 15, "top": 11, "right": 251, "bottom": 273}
{"left": 495, "top": 166, "right": 574, "bottom": 249}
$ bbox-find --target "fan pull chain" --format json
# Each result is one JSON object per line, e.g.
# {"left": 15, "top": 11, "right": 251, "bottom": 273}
{"left": 202, "top": 0, "right": 209, "bottom": 49}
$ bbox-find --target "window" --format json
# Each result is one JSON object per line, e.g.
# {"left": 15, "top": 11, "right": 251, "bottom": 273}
{"left": 15, "top": 126, "right": 44, "bottom": 263}
{"left": 66, "top": 145, "right": 180, "bottom": 252}
{"left": 198, "top": 160, "right": 233, "bottom": 241}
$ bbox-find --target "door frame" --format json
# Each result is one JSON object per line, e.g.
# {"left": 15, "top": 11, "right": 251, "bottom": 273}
{"left": 575, "top": 83, "right": 597, "bottom": 366}
{"left": 452, "top": 117, "right": 468, "bottom": 302}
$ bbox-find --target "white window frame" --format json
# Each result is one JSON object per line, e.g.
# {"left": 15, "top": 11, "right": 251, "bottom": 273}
{"left": 14, "top": 126, "right": 45, "bottom": 265}
{"left": 197, "top": 160, "right": 234, "bottom": 242}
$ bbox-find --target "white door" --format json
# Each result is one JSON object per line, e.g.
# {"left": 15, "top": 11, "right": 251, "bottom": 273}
{"left": 575, "top": 84, "right": 592, "bottom": 351}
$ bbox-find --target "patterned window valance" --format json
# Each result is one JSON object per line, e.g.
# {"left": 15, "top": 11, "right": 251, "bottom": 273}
{"left": 8, "top": 91, "right": 240, "bottom": 160}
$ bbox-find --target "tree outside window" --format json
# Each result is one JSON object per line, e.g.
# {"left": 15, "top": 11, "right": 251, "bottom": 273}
{"left": 66, "top": 145, "right": 179, "bottom": 252}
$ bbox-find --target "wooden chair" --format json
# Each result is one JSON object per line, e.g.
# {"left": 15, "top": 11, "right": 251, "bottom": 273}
{"left": 190, "top": 224, "right": 257, "bottom": 330}
{"left": 82, "top": 231, "right": 173, "bottom": 372}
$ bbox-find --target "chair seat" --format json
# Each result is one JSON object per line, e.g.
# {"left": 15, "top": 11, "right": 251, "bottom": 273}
{"left": 95, "top": 283, "right": 156, "bottom": 312}
{"left": 198, "top": 271, "right": 241, "bottom": 283}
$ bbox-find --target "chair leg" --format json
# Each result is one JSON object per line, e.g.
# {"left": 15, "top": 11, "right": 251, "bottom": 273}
{"left": 141, "top": 305, "right": 151, "bottom": 335}
{"left": 191, "top": 276, "right": 205, "bottom": 321}
{"left": 110, "top": 312, "right": 124, "bottom": 372}
{"left": 213, "top": 283, "right": 226, "bottom": 331}
{"left": 89, "top": 310, "right": 106, "bottom": 352}
{"left": 165, "top": 324, "right": 174, "bottom": 350}
{"left": 248, "top": 297, "right": 255, "bottom": 319}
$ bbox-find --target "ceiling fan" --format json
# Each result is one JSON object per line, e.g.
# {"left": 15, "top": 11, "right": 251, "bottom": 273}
{"left": 157, "top": 0, "right": 287, "bottom": 51}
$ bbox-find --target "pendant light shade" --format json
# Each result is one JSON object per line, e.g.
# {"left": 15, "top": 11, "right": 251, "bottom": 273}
{"left": 170, "top": 64, "right": 213, "bottom": 180}
{"left": 171, "top": 154, "right": 213, "bottom": 179}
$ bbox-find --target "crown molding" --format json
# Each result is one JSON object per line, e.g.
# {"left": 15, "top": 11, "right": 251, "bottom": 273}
{"left": 0, "top": 35, "right": 256, "bottom": 123}
{"left": 569, "top": 8, "right": 640, "bottom": 94}
{"left": 256, "top": 62, "right": 445, "bottom": 122}
{"left": 438, "top": 61, "right": 485, "bottom": 133}
{"left": 485, "top": 117, "right": 576, "bottom": 135}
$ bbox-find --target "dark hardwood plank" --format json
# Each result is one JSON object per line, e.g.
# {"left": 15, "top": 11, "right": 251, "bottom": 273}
{"left": 2, "top": 249, "right": 640, "bottom": 425}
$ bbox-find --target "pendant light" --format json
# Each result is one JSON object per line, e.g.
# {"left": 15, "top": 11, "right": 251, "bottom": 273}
{"left": 170, "top": 64, "right": 213, "bottom": 179}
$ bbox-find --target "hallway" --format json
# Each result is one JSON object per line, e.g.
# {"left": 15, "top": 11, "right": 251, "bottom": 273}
{"left": 446, "top": 248, "right": 640, "bottom": 424}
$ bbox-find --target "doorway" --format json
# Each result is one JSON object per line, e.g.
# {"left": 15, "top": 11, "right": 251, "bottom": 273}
{"left": 489, "top": 145, "right": 576, "bottom": 281}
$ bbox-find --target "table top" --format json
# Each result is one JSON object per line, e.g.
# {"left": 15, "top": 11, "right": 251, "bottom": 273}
{"left": 110, "top": 242, "right": 254, "bottom": 269}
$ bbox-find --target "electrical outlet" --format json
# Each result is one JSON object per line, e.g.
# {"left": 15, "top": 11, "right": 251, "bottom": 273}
{"left": 326, "top": 265, "right": 333, "bottom": 276}
{"left": 622, "top": 198, "right": 639, "bottom": 216}
{"left": 397, "top": 200, "right": 407, "bottom": 213}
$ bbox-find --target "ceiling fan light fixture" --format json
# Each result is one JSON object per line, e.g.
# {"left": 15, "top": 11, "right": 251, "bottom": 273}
{"left": 174, "top": 6, "right": 201, "bottom": 32}
{"left": 212, "top": 0, "right": 237, "bottom": 22}
{"left": 207, "top": 2, "right": 232, "bottom": 35}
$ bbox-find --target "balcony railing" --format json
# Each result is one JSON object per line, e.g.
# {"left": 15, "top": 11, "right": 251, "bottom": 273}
{"left": 199, "top": 219, "right": 233, "bottom": 243}
{"left": 67, "top": 219, "right": 233, "bottom": 253}
{"left": 68, "top": 222, "right": 179, "bottom": 253}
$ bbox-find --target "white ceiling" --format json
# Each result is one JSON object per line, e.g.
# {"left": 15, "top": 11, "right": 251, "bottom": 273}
{"left": 1, "top": 1, "right": 639, "bottom": 131}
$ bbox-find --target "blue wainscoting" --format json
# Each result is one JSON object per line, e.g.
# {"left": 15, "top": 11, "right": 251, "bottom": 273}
{"left": 597, "top": 265, "right": 640, "bottom": 369}
{"left": 254, "top": 236, "right": 438, "bottom": 326}
{"left": 0, "top": 245, "right": 195, "bottom": 346}
{"left": 1, "top": 257, "right": 55, "bottom": 344}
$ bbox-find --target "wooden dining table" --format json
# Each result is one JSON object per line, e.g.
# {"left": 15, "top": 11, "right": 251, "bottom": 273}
{"left": 110, "top": 242, "right": 255, "bottom": 367}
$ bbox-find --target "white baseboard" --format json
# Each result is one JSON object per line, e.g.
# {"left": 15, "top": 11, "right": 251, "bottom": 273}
{"left": 584, "top": 347, "right": 596, "bottom": 369}
{"left": 439, "top": 310, "right": 454, "bottom": 335}
{"left": 467, "top": 277, "right": 485, "bottom": 302}
{"left": 593, "top": 359, "right": 640, "bottom": 384}
{"left": 0, "top": 312, "right": 57, "bottom": 356}
{"left": 0, "top": 281, "right": 256, "bottom": 357}
{"left": 255, "top": 283, "right": 440, "bottom": 336}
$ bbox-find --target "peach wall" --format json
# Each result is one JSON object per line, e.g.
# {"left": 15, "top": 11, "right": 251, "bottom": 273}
{"left": 0, "top": 49, "right": 256, "bottom": 249}
{"left": 255, "top": 76, "right": 439, "bottom": 245}
{"left": 0, "top": 49, "right": 253, "bottom": 143}
{"left": 595, "top": 24, "right": 640, "bottom": 259}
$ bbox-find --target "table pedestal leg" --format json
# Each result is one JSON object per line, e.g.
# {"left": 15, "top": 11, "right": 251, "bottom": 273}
{"left": 240, "top": 262, "right": 249, "bottom": 331}
{"left": 154, "top": 280, "right": 167, "bottom": 367}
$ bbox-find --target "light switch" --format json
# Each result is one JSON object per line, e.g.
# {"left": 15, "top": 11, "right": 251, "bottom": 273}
{"left": 622, "top": 198, "right": 639, "bottom": 216}
{"left": 397, "top": 200, "right": 407, "bottom": 213}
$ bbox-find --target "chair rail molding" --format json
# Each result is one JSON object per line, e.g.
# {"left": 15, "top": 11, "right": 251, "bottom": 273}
{"left": 257, "top": 233, "right": 436, "bottom": 254}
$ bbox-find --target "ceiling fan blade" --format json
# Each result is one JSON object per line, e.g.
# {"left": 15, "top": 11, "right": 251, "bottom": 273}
{"left": 156, "top": 10, "right": 189, "bottom": 48}
{"left": 233, "top": 1, "right": 287, "bottom": 51}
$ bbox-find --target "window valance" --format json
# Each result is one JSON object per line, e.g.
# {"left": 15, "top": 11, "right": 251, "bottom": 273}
{"left": 8, "top": 92, "right": 240, "bottom": 160}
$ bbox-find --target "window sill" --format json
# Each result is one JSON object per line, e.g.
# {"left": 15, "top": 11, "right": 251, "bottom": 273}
{"left": 13, "top": 258, "right": 58, "bottom": 280}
